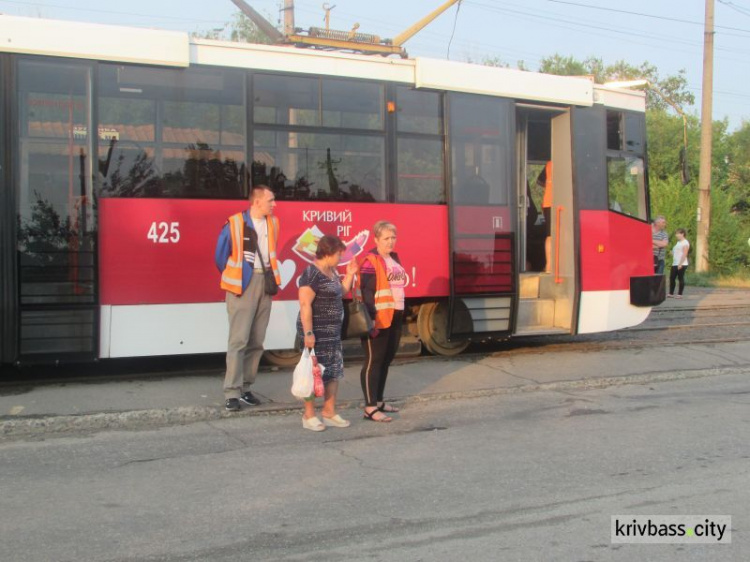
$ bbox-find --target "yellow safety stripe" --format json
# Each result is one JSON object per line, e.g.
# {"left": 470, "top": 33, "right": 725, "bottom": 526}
{"left": 221, "top": 274, "right": 242, "bottom": 287}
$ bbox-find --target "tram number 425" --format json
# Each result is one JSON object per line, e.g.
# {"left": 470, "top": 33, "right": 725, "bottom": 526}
{"left": 147, "top": 221, "right": 180, "bottom": 244}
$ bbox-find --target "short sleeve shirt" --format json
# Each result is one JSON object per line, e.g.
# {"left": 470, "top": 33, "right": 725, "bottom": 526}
{"left": 384, "top": 256, "right": 407, "bottom": 311}
{"left": 652, "top": 228, "right": 668, "bottom": 260}
{"left": 672, "top": 239, "right": 690, "bottom": 266}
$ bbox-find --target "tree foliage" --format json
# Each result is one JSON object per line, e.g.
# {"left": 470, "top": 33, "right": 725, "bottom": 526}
{"left": 191, "top": 12, "right": 272, "bottom": 44}
{"left": 538, "top": 54, "right": 694, "bottom": 111}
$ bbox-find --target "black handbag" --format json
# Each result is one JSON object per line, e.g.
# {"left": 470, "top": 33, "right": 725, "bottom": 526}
{"left": 343, "top": 276, "right": 373, "bottom": 339}
{"left": 260, "top": 260, "right": 278, "bottom": 296}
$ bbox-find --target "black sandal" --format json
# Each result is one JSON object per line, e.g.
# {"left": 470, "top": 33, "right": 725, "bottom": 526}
{"left": 378, "top": 402, "right": 399, "bottom": 413}
{"left": 363, "top": 408, "right": 392, "bottom": 423}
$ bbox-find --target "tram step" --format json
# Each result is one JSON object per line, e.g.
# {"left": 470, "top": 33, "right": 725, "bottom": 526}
{"left": 516, "top": 298, "right": 555, "bottom": 330}
{"left": 519, "top": 274, "right": 541, "bottom": 299}
{"left": 513, "top": 326, "right": 570, "bottom": 336}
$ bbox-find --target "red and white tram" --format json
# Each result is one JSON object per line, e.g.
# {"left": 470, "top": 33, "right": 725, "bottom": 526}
{"left": 0, "top": 15, "right": 664, "bottom": 365}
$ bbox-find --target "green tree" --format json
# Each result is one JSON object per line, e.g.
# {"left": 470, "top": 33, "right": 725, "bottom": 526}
{"left": 192, "top": 12, "right": 273, "bottom": 44}
{"left": 726, "top": 121, "right": 750, "bottom": 217}
{"left": 538, "top": 54, "right": 694, "bottom": 110}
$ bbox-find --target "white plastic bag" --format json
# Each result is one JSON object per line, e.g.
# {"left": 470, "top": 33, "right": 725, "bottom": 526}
{"left": 291, "top": 348, "right": 314, "bottom": 399}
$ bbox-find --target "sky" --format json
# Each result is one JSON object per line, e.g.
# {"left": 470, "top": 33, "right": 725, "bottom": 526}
{"left": 2, "top": 0, "right": 749, "bottom": 131}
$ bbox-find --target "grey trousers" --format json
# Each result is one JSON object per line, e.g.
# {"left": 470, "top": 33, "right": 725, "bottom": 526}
{"left": 223, "top": 274, "right": 272, "bottom": 399}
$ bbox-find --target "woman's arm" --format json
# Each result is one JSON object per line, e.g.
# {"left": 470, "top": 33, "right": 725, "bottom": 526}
{"left": 341, "top": 260, "right": 359, "bottom": 293}
{"left": 298, "top": 286, "right": 316, "bottom": 349}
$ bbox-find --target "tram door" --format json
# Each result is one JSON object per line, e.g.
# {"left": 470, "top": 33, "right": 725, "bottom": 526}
{"left": 15, "top": 60, "right": 97, "bottom": 360}
{"left": 447, "top": 93, "right": 516, "bottom": 339}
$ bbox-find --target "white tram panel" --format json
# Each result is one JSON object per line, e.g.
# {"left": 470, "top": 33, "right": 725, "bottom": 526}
{"left": 593, "top": 85, "right": 646, "bottom": 112}
{"left": 577, "top": 291, "right": 651, "bottom": 334}
{"left": 415, "top": 58, "right": 594, "bottom": 107}
{"left": 100, "top": 302, "right": 299, "bottom": 359}
{"left": 0, "top": 15, "right": 189, "bottom": 67}
{"left": 191, "top": 39, "right": 414, "bottom": 84}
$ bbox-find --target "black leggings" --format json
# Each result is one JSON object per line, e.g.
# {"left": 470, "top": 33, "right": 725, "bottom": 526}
{"left": 360, "top": 310, "right": 404, "bottom": 407}
{"left": 669, "top": 266, "right": 686, "bottom": 296}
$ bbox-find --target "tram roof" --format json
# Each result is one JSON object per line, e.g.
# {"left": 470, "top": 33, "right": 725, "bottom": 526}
{"left": 0, "top": 15, "right": 644, "bottom": 111}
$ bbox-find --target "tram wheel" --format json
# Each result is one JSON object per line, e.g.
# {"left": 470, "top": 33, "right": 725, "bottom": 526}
{"left": 417, "top": 301, "right": 470, "bottom": 356}
{"left": 263, "top": 349, "right": 302, "bottom": 367}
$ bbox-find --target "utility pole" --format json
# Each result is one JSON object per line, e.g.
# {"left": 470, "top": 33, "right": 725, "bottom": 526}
{"left": 283, "top": 0, "right": 295, "bottom": 36}
{"left": 696, "top": 0, "right": 714, "bottom": 272}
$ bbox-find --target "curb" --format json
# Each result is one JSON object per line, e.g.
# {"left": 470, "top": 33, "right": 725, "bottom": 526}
{"left": 2, "top": 365, "right": 748, "bottom": 441}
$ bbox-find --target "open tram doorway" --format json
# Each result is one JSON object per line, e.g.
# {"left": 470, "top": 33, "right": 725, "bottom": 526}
{"left": 515, "top": 106, "right": 576, "bottom": 335}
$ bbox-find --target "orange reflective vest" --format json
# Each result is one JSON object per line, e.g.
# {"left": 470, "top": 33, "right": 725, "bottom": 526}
{"left": 542, "top": 161, "right": 553, "bottom": 209}
{"left": 364, "top": 254, "right": 396, "bottom": 329}
{"left": 220, "top": 212, "right": 281, "bottom": 295}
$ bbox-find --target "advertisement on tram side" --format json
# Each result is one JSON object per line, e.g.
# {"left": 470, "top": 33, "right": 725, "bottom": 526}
{"left": 98, "top": 199, "right": 452, "bottom": 305}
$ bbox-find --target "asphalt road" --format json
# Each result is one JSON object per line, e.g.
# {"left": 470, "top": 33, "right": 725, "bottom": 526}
{"left": 1, "top": 371, "right": 747, "bottom": 561}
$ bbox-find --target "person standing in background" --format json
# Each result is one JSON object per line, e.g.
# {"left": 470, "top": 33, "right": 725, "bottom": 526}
{"left": 652, "top": 216, "right": 668, "bottom": 274}
{"left": 668, "top": 229, "right": 690, "bottom": 299}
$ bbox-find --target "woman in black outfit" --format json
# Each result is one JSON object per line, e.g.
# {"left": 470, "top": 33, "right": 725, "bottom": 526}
{"left": 360, "top": 221, "right": 408, "bottom": 422}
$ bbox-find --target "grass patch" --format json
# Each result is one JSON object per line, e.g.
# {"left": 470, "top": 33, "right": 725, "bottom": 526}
{"left": 685, "top": 271, "right": 750, "bottom": 288}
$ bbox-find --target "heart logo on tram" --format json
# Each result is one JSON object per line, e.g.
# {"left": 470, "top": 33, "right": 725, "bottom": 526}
{"left": 278, "top": 259, "right": 296, "bottom": 289}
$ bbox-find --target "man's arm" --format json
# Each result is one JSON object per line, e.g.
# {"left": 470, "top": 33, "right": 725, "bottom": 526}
{"left": 214, "top": 223, "right": 231, "bottom": 272}
{"left": 652, "top": 232, "right": 668, "bottom": 249}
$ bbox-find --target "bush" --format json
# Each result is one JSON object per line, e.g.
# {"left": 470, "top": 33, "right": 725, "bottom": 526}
{"left": 649, "top": 177, "right": 750, "bottom": 276}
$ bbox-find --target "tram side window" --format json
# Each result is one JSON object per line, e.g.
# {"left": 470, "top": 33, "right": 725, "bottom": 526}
{"left": 607, "top": 156, "right": 647, "bottom": 220}
{"left": 252, "top": 74, "right": 386, "bottom": 202}
{"left": 98, "top": 65, "right": 246, "bottom": 199}
{"left": 252, "top": 131, "right": 385, "bottom": 202}
{"left": 395, "top": 88, "right": 444, "bottom": 204}
{"left": 607, "top": 110, "right": 644, "bottom": 154}
{"left": 449, "top": 94, "right": 512, "bottom": 206}
{"left": 254, "top": 74, "right": 319, "bottom": 126}
{"left": 606, "top": 111, "right": 623, "bottom": 151}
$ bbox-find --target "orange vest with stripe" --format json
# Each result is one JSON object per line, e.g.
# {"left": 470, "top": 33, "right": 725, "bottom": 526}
{"left": 364, "top": 254, "right": 396, "bottom": 329}
{"left": 220, "top": 213, "right": 281, "bottom": 295}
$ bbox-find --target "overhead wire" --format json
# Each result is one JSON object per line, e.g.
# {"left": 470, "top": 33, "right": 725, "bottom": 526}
{"left": 718, "top": 0, "right": 750, "bottom": 18}
{"left": 465, "top": 0, "right": 750, "bottom": 64}
{"left": 447, "top": 0, "right": 462, "bottom": 59}
{"left": 548, "top": 0, "right": 750, "bottom": 34}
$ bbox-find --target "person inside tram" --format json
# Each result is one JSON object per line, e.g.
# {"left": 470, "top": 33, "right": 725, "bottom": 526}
{"left": 456, "top": 169, "right": 490, "bottom": 204}
{"left": 537, "top": 162, "right": 553, "bottom": 274}
{"left": 525, "top": 178, "right": 546, "bottom": 272}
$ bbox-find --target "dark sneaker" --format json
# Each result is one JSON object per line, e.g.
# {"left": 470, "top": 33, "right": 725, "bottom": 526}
{"left": 240, "top": 391, "right": 261, "bottom": 406}
{"left": 225, "top": 398, "right": 241, "bottom": 412}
